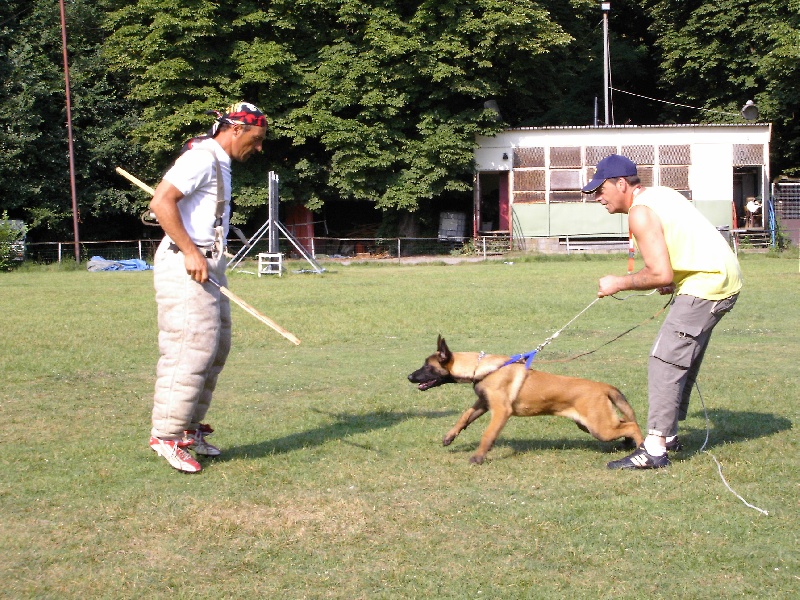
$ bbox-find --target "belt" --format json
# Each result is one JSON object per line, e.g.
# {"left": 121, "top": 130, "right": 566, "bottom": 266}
{"left": 168, "top": 242, "right": 215, "bottom": 258}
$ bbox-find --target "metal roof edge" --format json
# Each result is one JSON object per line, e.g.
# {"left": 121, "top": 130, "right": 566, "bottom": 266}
{"left": 501, "top": 123, "right": 770, "bottom": 132}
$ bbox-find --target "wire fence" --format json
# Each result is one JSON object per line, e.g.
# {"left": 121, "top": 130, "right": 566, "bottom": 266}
{"left": 24, "top": 236, "right": 515, "bottom": 265}
{"left": 27, "top": 227, "right": 772, "bottom": 266}
{"left": 773, "top": 182, "right": 800, "bottom": 219}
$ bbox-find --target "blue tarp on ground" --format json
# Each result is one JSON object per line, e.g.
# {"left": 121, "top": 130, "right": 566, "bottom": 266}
{"left": 87, "top": 256, "right": 153, "bottom": 271}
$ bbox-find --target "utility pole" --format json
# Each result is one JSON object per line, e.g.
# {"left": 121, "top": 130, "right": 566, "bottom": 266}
{"left": 59, "top": 0, "right": 80, "bottom": 263}
{"left": 601, "top": 2, "right": 611, "bottom": 125}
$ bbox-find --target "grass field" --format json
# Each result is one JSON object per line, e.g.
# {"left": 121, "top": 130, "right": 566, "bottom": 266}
{"left": 1, "top": 252, "right": 797, "bottom": 599}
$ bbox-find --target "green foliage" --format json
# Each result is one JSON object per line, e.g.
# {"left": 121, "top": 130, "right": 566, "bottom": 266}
{"left": 648, "top": 0, "right": 800, "bottom": 174}
{"left": 2, "top": 0, "right": 800, "bottom": 242}
{"left": 103, "top": 0, "right": 573, "bottom": 214}
{"left": 0, "top": 212, "right": 26, "bottom": 270}
{"left": 281, "top": 1, "right": 572, "bottom": 210}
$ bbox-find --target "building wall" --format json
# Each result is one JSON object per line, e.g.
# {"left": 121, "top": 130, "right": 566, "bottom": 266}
{"left": 475, "top": 124, "right": 771, "bottom": 238}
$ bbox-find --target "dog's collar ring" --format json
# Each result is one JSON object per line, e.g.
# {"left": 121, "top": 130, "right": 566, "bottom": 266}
{"left": 472, "top": 351, "right": 486, "bottom": 381}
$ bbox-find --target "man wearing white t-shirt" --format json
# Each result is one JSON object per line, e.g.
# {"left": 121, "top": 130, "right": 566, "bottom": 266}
{"left": 148, "top": 103, "right": 267, "bottom": 473}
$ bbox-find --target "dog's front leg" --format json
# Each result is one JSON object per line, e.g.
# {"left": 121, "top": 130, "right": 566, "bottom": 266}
{"left": 443, "top": 404, "right": 487, "bottom": 447}
{"left": 471, "top": 405, "right": 512, "bottom": 464}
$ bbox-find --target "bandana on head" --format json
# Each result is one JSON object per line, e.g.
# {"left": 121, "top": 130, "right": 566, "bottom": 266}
{"left": 182, "top": 102, "right": 268, "bottom": 153}
{"left": 221, "top": 102, "right": 268, "bottom": 128}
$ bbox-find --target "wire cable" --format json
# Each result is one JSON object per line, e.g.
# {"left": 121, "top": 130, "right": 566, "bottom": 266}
{"left": 610, "top": 87, "right": 742, "bottom": 117}
{"left": 695, "top": 383, "right": 770, "bottom": 516}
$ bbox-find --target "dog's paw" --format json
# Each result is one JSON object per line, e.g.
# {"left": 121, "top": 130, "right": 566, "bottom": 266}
{"left": 442, "top": 435, "right": 455, "bottom": 446}
{"left": 469, "top": 455, "right": 485, "bottom": 465}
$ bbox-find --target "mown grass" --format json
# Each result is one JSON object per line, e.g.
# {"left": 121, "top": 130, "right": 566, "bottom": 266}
{"left": 1, "top": 253, "right": 797, "bottom": 599}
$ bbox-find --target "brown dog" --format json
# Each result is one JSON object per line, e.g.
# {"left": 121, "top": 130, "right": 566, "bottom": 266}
{"left": 408, "top": 336, "right": 643, "bottom": 464}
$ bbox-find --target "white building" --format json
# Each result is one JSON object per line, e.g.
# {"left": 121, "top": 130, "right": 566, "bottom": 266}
{"left": 473, "top": 124, "right": 771, "bottom": 241}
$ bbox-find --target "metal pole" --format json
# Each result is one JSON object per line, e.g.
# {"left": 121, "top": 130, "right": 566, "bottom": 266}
{"left": 59, "top": 0, "right": 80, "bottom": 263}
{"left": 268, "top": 171, "right": 279, "bottom": 253}
{"left": 602, "top": 3, "right": 610, "bottom": 126}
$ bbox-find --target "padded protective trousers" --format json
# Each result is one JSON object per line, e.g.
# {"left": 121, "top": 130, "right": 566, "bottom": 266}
{"left": 647, "top": 293, "right": 738, "bottom": 438}
{"left": 151, "top": 238, "right": 232, "bottom": 440}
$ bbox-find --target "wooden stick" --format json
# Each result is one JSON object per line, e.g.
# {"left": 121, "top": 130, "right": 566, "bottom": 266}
{"left": 115, "top": 167, "right": 155, "bottom": 195}
{"left": 209, "top": 278, "right": 301, "bottom": 346}
{"left": 116, "top": 166, "right": 301, "bottom": 345}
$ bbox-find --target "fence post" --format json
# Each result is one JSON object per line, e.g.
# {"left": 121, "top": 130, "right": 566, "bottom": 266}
{"left": 482, "top": 236, "right": 486, "bottom": 260}
{"left": 57, "top": 242, "right": 62, "bottom": 263}
{"left": 397, "top": 238, "right": 401, "bottom": 262}
{"left": 138, "top": 240, "right": 143, "bottom": 260}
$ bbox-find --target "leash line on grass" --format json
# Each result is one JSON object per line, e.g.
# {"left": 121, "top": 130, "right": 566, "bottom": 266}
{"left": 696, "top": 383, "right": 770, "bottom": 516}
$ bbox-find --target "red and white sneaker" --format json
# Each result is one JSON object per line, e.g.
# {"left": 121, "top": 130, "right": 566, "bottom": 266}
{"left": 183, "top": 428, "right": 221, "bottom": 457}
{"left": 149, "top": 437, "right": 202, "bottom": 473}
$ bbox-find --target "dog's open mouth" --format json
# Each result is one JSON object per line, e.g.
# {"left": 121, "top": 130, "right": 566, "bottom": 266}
{"left": 417, "top": 379, "right": 440, "bottom": 391}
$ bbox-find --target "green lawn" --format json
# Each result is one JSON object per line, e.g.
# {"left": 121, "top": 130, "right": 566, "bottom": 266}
{"left": 1, "top": 253, "right": 797, "bottom": 599}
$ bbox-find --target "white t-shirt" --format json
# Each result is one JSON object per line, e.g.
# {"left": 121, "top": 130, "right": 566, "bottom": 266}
{"left": 163, "top": 138, "right": 232, "bottom": 247}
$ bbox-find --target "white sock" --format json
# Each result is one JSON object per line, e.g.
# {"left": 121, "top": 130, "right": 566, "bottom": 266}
{"left": 644, "top": 436, "right": 667, "bottom": 457}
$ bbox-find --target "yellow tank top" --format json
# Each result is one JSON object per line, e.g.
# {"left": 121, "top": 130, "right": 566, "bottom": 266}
{"left": 632, "top": 187, "right": 742, "bottom": 300}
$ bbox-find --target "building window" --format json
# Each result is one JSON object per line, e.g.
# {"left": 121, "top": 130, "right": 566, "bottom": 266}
{"left": 659, "top": 144, "right": 691, "bottom": 165}
{"left": 547, "top": 147, "right": 583, "bottom": 203}
{"left": 513, "top": 147, "right": 545, "bottom": 168}
{"left": 660, "top": 166, "right": 690, "bottom": 190}
{"left": 733, "top": 144, "right": 764, "bottom": 166}
{"left": 622, "top": 145, "right": 655, "bottom": 165}
{"left": 586, "top": 146, "right": 616, "bottom": 166}
{"left": 549, "top": 147, "right": 582, "bottom": 168}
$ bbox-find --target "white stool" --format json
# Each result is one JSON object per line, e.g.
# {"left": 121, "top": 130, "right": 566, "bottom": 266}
{"left": 257, "top": 253, "right": 283, "bottom": 277}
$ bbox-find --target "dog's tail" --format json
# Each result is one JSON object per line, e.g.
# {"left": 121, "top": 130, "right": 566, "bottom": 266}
{"left": 609, "top": 388, "right": 637, "bottom": 423}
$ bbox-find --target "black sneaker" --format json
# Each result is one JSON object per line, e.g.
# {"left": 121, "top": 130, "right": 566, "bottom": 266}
{"left": 607, "top": 445, "right": 670, "bottom": 470}
{"left": 666, "top": 437, "right": 683, "bottom": 452}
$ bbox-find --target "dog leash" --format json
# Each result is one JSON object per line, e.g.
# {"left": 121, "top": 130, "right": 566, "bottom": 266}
{"left": 502, "top": 297, "right": 602, "bottom": 368}
{"left": 504, "top": 291, "right": 673, "bottom": 368}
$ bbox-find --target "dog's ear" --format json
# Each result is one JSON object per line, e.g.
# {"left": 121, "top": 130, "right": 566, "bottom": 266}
{"left": 437, "top": 335, "right": 452, "bottom": 364}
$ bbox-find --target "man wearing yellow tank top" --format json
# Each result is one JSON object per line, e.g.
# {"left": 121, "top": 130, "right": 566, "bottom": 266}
{"left": 582, "top": 154, "right": 742, "bottom": 470}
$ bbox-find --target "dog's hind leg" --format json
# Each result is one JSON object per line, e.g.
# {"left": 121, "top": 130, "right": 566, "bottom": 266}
{"left": 443, "top": 403, "right": 487, "bottom": 447}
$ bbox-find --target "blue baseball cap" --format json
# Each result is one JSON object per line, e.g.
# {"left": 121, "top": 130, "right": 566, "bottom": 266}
{"left": 582, "top": 154, "right": 638, "bottom": 193}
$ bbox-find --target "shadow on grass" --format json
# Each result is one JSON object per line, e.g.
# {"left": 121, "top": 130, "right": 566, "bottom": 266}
{"left": 461, "top": 409, "right": 792, "bottom": 460}
{"left": 214, "top": 408, "right": 789, "bottom": 463}
{"left": 676, "top": 408, "right": 792, "bottom": 452}
{"left": 218, "top": 408, "right": 458, "bottom": 460}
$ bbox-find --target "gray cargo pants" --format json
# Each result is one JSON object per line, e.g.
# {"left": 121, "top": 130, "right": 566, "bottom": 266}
{"left": 647, "top": 293, "right": 738, "bottom": 438}
{"left": 151, "top": 238, "right": 232, "bottom": 440}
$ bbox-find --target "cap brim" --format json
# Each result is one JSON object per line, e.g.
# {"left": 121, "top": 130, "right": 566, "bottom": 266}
{"left": 581, "top": 177, "right": 604, "bottom": 193}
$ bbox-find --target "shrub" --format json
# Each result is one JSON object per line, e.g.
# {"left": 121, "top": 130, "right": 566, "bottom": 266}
{"left": 0, "top": 212, "right": 26, "bottom": 270}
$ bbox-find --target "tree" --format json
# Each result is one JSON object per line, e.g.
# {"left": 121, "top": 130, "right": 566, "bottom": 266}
{"left": 647, "top": 0, "right": 800, "bottom": 174}
{"left": 103, "top": 0, "right": 573, "bottom": 220}
{"left": 0, "top": 1, "right": 147, "bottom": 240}
{"left": 4, "top": 1, "right": 797, "bottom": 243}
{"left": 1, "top": 1, "right": 76, "bottom": 236}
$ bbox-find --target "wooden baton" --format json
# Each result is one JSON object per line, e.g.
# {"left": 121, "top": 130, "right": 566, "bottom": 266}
{"left": 116, "top": 166, "right": 301, "bottom": 345}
